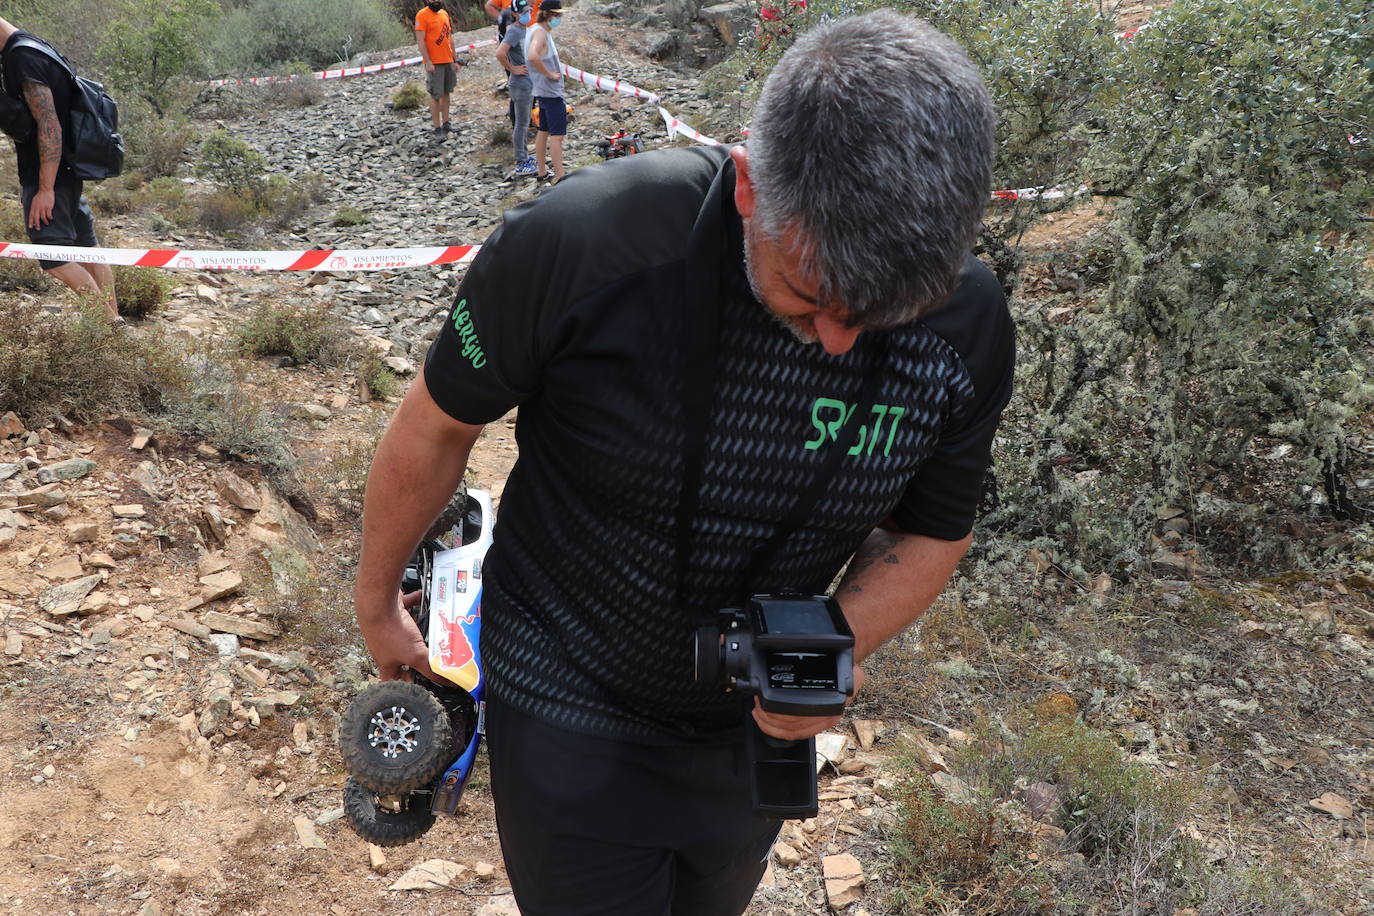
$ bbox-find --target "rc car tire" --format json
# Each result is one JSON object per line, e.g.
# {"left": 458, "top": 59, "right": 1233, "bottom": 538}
{"left": 341, "top": 681, "right": 453, "bottom": 794}
{"left": 343, "top": 777, "right": 437, "bottom": 847}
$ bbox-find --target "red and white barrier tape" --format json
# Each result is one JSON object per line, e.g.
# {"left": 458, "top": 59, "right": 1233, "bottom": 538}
{"left": 0, "top": 242, "right": 479, "bottom": 272}
{"left": 991, "top": 184, "right": 1090, "bottom": 202}
{"left": 206, "top": 41, "right": 498, "bottom": 87}
{"left": 561, "top": 64, "right": 660, "bottom": 103}
{"left": 658, "top": 107, "right": 721, "bottom": 146}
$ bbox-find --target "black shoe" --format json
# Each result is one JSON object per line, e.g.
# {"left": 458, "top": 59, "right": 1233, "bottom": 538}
{"left": 442, "top": 122, "right": 455, "bottom": 132}
{"left": 433, "top": 127, "right": 446, "bottom": 139}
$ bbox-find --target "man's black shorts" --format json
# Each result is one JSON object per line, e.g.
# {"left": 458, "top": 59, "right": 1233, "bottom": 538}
{"left": 486, "top": 696, "right": 781, "bottom": 916}
{"left": 535, "top": 96, "right": 567, "bottom": 136}
{"left": 21, "top": 182, "right": 98, "bottom": 270}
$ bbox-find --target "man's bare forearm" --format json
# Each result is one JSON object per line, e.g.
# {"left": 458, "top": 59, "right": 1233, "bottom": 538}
{"left": 356, "top": 379, "right": 482, "bottom": 622}
{"left": 22, "top": 82, "right": 60, "bottom": 190}
{"left": 415, "top": 31, "right": 432, "bottom": 66}
{"left": 835, "top": 527, "right": 972, "bottom": 661}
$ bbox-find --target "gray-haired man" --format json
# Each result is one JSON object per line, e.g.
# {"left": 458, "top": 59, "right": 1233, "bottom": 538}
{"left": 354, "top": 11, "right": 1013, "bottom": 915}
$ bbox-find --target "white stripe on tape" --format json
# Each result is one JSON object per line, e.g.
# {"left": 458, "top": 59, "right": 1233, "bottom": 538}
{"left": 560, "top": 64, "right": 661, "bottom": 103}
{"left": 658, "top": 107, "right": 721, "bottom": 146}
{"left": 991, "top": 184, "right": 1090, "bottom": 202}
{"left": 0, "top": 242, "right": 480, "bottom": 271}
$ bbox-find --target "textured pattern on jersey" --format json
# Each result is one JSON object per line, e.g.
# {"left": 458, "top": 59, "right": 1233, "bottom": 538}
{"left": 480, "top": 265, "right": 976, "bottom": 742}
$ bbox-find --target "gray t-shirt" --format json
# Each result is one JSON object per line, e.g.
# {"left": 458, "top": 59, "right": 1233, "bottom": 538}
{"left": 526, "top": 25, "right": 563, "bottom": 99}
{"left": 502, "top": 22, "right": 532, "bottom": 91}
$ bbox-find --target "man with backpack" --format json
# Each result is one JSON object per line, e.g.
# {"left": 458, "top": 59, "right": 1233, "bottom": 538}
{"left": 0, "top": 18, "right": 118, "bottom": 321}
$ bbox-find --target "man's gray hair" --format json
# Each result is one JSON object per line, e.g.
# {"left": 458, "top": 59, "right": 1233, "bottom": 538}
{"left": 748, "top": 10, "right": 995, "bottom": 327}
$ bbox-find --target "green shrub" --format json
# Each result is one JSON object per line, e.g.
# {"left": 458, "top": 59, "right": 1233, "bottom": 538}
{"left": 258, "top": 172, "right": 330, "bottom": 228}
{"left": 122, "top": 105, "right": 198, "bottom": 178}
{"left": 138, "top": 176, "right": 189, "bottom": 211}
{"left": 890, "top": 778, "right": 1053, "bottom": 915}
{"left": 391, "top": 82, "right": 429, "bottom": 111}
{"left": 5, "top": 0, "right": 119, "bottom": 78}
{"left": 196, "top": 130, "right": 269, "bottom": 196}
{"left": 0, "top": 296, "right": 300, "bottom": 484}
{"left": 954, "top": 720, "right": 1198, "bottom": 864}
{"left": 714, "top": 0, "right": 1374, "bottom": 572}
{"left": 195, "top": 132, "right": 327, "bottom": 229}
{"left": 450, "top": 2, "right": 489, "bottom": 32}
{"left": 0, "top": 299, "right": 183, "bottom": 423}
{"left": 263, "top": 62, "right": 324, "bottom": 107}
{"left": 197, "top": 190, "right": 258, "bottom": 233}
{"left": 88, "top": 184, "right": 138, "bottom": 215}
{"left": 152, "top": 352, "right": 300, "bottom": 482}
{"left": 356, "top": 352, "right": 400, "bottom": 401}
{"left": 114, "top": 266, "right": 173, "bottom": 319}
{"left": 233, "top": 302, "right": 356, "bottom": 368}
{"left": 209, "top": 0, "right": 409, "bottom": 71}
{"left": 334, "top": 206, "right": 368, "bottom": 227}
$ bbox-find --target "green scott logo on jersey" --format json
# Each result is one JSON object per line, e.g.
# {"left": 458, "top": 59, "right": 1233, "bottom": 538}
{"left": 450, "top": 299, "right": 487, "bottom": 369}
{"left": 805, "top": 398, "right": 906, "bottom": 457}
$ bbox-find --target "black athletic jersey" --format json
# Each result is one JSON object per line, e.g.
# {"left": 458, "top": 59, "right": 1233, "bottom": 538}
{"left": 1, "top": 32, "right": 78, "bottom": 188}
{"left": 424, "top": 145, "right": 1014, "bottom": 742}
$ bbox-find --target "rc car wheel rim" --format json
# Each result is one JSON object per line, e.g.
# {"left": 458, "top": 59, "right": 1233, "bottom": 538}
{"left": 368, "top": 705, "right": 423, "bottom": 758}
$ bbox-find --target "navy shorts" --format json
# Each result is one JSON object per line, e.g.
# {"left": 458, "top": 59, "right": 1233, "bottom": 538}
{"left": 22, "top": 182, "right": 98, "bottom": 271}
{"left": 486, "top": 696, "right": 780, "bottom": 916}
{"left": 535, "top": 96, "right": 567, "bottom": 136}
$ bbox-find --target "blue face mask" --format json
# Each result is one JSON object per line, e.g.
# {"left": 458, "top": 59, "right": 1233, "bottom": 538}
{"left": 548, "top": 16, "right": 561, "bottom": 28}
{"left": 518, "top": 10, "right": 532, "bottom": 24}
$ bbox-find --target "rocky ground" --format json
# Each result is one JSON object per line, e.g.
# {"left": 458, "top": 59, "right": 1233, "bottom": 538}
{"left": 2, "top": 5, "right": 1372, "bottom": 916}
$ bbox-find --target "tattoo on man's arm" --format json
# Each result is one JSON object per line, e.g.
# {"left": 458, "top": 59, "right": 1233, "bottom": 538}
{"left": 22, "top": 83, "right": 62, "bottom": 170}
{"left": 840, "top": 532, "right": 905, "bottom": 594}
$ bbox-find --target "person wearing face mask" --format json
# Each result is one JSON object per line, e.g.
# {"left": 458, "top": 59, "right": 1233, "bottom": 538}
{"left": 415, "top": 0, "right": 459, "bottom": 138}
{"left": 526, "top": 0, "right": 566, "bottom": 184}
{"left": 497, "top": 0, "right": 537, "bottom": 176}
{"left": 486, "top": 0, "right": 542, "bottom": 45}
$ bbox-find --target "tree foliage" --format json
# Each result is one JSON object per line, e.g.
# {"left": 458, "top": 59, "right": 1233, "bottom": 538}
{"left": 99, "top": 0, "right": 218, "bottom": 115}
{"left": 723, "top": 0, "right": 1374, "bottom": 573}
{"left": 209, "top": 0, "right": 410, "bottom": 72}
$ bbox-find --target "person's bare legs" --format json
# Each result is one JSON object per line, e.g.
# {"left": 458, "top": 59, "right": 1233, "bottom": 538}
{"left": 442, "top": 93, "right": 452, "bottom": 128}
{"left": 429, "top": 94, "right": 442, "bottom": 128}
{"left": 87, "top": 262, "right": 118, "bottom": 318}
{"left": 551, "top": 135, "right": 565, "bottom": 180}
{"left": 535, "top": 130, "right": 549, "bottom": 177}
{"left": 46, "top": 262, "right": 118, "bottom": 321}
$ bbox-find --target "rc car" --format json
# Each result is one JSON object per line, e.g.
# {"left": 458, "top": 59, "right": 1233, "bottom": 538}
{"left": 594, "top": 129, "right": 644, "bottom": 159}
{"left": 339, "top": 489, "right": 494, "bottom": 847}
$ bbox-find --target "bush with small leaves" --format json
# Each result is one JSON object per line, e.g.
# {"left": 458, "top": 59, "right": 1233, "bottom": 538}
{"left": 233, "top": 302, "right": 356, "bottom": 368}
{"left": 196, "top": 130, "right": 270, "bottom": 197}
{"left": 356, "top": 352, "right": 400, "bottom": 401}
{"left": 197, "top": 190, "right": 258, "bottom": 233}
{"left": 391, "top": 82, "right": 429, "bottom": 111}
{"left": 334, "top": 206, "right": 368, "bottom": 227}
{"left": 114, "top": 267, "right": 173, "bottom": 319}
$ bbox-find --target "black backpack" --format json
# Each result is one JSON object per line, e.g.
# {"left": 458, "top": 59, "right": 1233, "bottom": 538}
{"left": 0, "top": 36, "right": 124, "bottom": 181}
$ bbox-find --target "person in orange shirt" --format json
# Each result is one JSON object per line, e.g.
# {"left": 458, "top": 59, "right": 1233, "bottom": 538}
{"left": 485, "top": 0, "right": 541, "bottom": 42}
{"left": 415, "top": 0, "right": 459, "bottom": 138}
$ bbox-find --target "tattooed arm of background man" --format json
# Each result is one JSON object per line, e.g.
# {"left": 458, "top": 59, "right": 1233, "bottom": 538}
{"left": 21, "top": 81, "right": 61, "bottom": 230}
